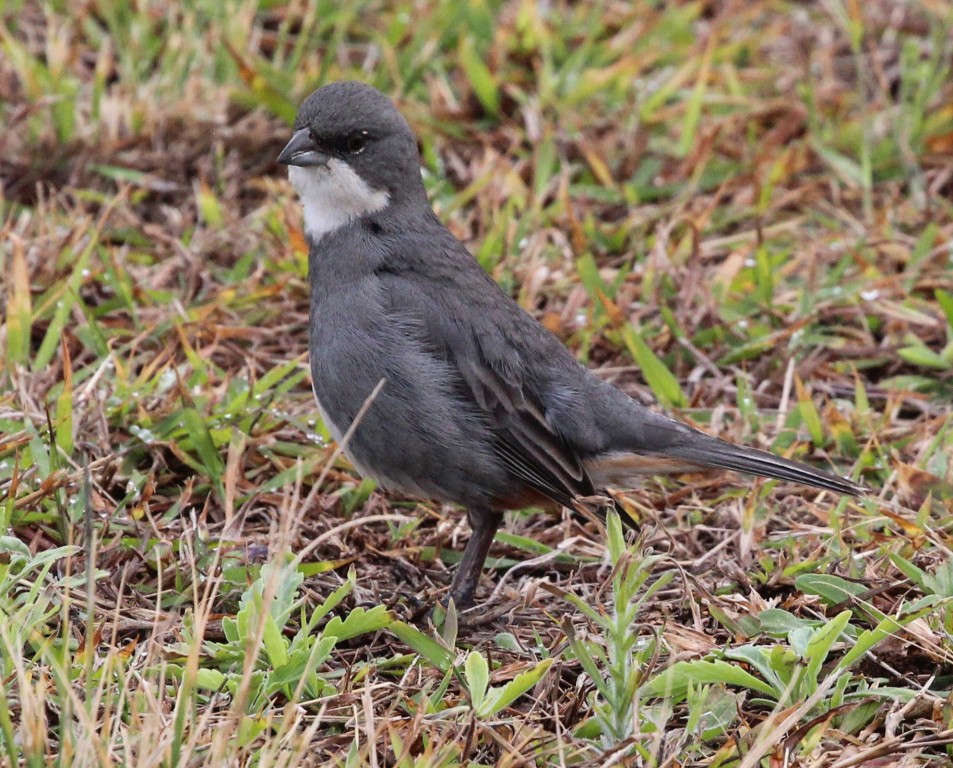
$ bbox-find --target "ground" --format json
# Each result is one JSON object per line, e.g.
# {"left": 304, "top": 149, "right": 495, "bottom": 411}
{"left": 2, "top": 0, "right": 953, "bottom": 766}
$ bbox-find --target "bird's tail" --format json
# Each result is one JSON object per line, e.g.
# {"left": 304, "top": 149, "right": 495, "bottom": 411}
{"left": 587, "top": 414, "right": 865, "bottom": 497}
{"left": 657, "top": 434, "right": 864, "bottom": 495}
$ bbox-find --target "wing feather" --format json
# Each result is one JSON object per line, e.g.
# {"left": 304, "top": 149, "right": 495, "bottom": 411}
{"left": 455, "top": 330, "right": 593, "bottom": 506}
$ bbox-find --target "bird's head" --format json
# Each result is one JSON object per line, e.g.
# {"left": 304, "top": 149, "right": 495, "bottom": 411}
{"left": 278, "top": 81, "right": 425, "bottom": 241}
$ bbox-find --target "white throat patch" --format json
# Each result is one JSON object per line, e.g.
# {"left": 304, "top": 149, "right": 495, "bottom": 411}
{"left": 288, "top": 160, "right": 390, "bottom": 242}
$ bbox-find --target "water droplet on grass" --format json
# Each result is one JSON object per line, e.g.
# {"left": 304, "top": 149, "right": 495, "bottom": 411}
{"left": 306, "top": 432, "right": 326, "bottom": 446}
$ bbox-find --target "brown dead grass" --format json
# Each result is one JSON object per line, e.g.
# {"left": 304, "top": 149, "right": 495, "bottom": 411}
{"left": 3, "top": 0, "right": 953, "bottom": 765}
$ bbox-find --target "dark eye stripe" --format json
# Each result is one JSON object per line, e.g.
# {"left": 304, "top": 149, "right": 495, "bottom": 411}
{"left": 309, "top": 130, "right": 370, "bottom": 156}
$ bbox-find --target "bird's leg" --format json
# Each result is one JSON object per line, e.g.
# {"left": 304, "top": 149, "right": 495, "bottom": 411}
{"left": 448, "top": 507, "right": 503, "bottom": 608}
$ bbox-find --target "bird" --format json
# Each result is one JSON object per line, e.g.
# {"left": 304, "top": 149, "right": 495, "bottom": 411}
{"left": 277, "top": 81, "right": 865, "bottom": 608}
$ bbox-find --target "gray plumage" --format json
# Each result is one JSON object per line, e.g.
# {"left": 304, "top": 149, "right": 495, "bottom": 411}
{"left": 279, "top": 81, "right": 864, "bottom": 606}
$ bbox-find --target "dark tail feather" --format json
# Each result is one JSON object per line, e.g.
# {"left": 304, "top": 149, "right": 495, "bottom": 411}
{"left": 664, "top": 436, "right": 865, "bottom": 496}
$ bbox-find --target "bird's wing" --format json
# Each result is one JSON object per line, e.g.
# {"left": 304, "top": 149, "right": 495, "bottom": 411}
{"left": 383, "top": 235, "right": 594, "bottom": 508}
{"left": 451, "top": 328, "right": 594, "bottom": 507}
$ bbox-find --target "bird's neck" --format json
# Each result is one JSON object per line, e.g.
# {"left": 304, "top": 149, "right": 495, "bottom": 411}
{"left": 306, "top": 202, "right": 436, "bottom": 283}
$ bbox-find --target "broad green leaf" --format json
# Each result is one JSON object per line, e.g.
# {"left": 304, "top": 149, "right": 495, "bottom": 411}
{"left": 390, "top": 621, "right": 454, "bottom": 673}
{"left": 493, "top": 632, "right": 522, "bottom": 653}
{"left": 898, "top": 341, "right": 948, "bottom": 370}
{"left": 494, "top": 531, "right": 556, "bottom": 557}
{"left": 479, "top": 658, "right": 553, "bottom": 717}
{"left": 795, "top": 574, "right": 866, "bottom": 607}
{"left": 936, "top": 289, "right": 953, "bottom": 331}
{"left": 788, "top": 626, "right": 814, "bottom": 658}
{"left": 756, "top": 609, "right": 813, "bottom": 636}
{"left": 838, "top": 599, "right": 941, "bottom": 671}
{"left": 803, "top": 610, "right": 851, "bottom": 687}
{"left": 268, "top": 637, "right": 337, "bottom": 692}
{"left": 465, "top": 652, "right": 489, "bottom": 713}
{"left": 640, "top": 659, "right": 777, "bottom": 700}
{"left": 322, "top": 605, "right": 392, "bottom": 640}
{"left": 300, "top": 576, "right": 353, "bottom": 632}
{"left": 222, "top": 616, "right": 239, "bottom": 644}
{"left": 459, "top": 38, "right": 499, "bottom": 117}
{"left": 196, "top": 183, "right": 224, "bottom": 226}
{"left": 181, "top": 407, "right": 226, "bottom": 479}
{"left": 725, "top": 645, "right": 791, "bottom": 694}
{"left": 887, "top": 553, "right": 928, "bottom": 592}
{"left": 0, "top": 536, "right": 32, "bottom": 563}
{"left": 606, "top": 508, "right": 625, "bottom": 562}
{"left": 811, "top": 141, "right": 866, "bottom": 188}
{"left": 33, "top": 236, "right": 96, "bottom": 371}
{"left": 621, "top": 325, "right": 686, "bottom": 408}
{"left": 576, "top": 253, "right": 612, "bottom": 305}
{"left": 194, "top": 668, "right": 227, "bottom": 691}
{"left": 261, "top": 615, "right": 288, "bottom": 668}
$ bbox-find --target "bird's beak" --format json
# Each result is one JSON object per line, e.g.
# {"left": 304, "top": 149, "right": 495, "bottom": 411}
{"left": 277, "top": 128, "right": 328, "bottom": 167}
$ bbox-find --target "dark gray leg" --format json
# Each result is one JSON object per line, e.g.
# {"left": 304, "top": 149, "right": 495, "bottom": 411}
{"left": 448, "top": 507, "right": 503, "bottom": 608}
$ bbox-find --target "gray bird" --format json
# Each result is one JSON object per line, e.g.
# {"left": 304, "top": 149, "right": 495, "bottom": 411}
{"left": 278, "top": 81, "right": 864, "bottom": 608}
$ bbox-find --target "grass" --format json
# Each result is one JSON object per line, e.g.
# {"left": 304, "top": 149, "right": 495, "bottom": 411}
{"left": 2, "top": 0, "right": 953, "bottom": 764}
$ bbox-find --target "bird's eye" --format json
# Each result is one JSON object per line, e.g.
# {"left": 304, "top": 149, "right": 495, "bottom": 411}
{"left": 345, "top": 131, "right": 369, "bottom": 154}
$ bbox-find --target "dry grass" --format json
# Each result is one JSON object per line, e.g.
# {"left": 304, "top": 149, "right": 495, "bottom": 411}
{"left": 2, "top": 0, "right": 953, "bottom": 765}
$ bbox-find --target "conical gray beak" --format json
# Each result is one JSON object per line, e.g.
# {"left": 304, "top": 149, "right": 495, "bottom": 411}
{"left": 277, "top": 128, "right": 328, "bottom": 167}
